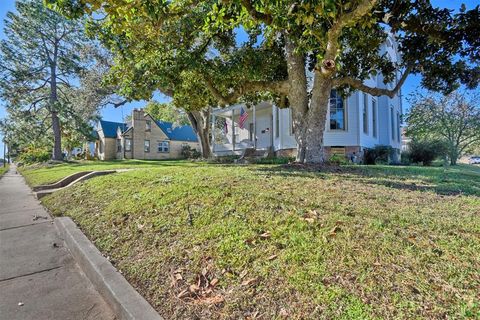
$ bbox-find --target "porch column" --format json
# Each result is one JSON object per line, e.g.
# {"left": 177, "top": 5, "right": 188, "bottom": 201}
{"left": 253, "top": 105, "right": 257, "bottom": 149}
{"left": 211, "top": 113, "right": 216, "bottom": 153}
{"left": 232, "top": 109, "right": 236, "bottom": 151}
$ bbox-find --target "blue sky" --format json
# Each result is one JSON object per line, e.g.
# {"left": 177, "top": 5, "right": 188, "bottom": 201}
{"left": 0, "top": 0, "right": 479, "bottom": 159}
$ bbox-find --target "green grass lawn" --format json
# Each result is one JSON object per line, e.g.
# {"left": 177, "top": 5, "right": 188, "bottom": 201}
{"left": 19, "top": 159, "right": 198, "bottom": 187}
{"left": 0, "top": 164, "right": 9, "bottom": 178}
{"left": 25, "top": 160, "right": 480, "bottom": 319}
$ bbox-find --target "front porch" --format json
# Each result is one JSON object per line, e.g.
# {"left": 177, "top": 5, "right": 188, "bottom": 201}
{"left": 212, "top": 102, "right": 273, "bottom": 155}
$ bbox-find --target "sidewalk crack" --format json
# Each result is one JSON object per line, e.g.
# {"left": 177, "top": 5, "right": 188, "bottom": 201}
{"left": 0, "top": 265, "right": 63, "bottom": 282}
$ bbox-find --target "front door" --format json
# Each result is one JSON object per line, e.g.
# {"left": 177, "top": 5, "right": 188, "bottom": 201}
{"left": 255, "top": 114, "right": 272, "bottom": 149}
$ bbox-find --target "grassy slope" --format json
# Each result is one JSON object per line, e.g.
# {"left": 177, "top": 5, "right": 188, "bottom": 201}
{"left": 34, "top": 161, "right": 479, "bottom": 319}
{"left": 19, "top": 159, "right": 196, "bottom": 187}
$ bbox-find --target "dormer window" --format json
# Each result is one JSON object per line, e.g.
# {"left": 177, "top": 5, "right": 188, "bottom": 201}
{"left": 146, "top": 120, "right": 151, "bottom": 131}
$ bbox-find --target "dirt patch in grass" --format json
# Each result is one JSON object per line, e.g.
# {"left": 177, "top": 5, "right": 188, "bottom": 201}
{"left": 41, "top": 163, "right": 480, "bottom": 319}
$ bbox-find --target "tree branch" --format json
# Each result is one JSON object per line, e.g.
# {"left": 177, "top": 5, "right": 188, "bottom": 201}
{"left": 333, "top": 65, "right": 412, "bottom": 98}
{"left": 111, "top": 99, "right": 128, "bottom": 108}
{"left": 204, "top": 77, "right": 289, "bottom": 106}
{"left": 325, "top": 0, "right": 377, "bottom": 58}
{"left": 240, "top": 0, "right": 273, "bottom": 24}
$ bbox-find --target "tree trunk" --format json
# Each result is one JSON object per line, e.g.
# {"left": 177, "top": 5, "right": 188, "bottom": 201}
{"left": 284, "top": 36, "right": 334, "bottom": 164}
{"left": 449, "top": 151, "right": 458, "bottom": 166}
{"left": 187, "top": 109, "right": 211, "bottom": 158}
{"left": 50, "top": 61, "right": 62, "bottom": 161}
{"left": 284, "top": 36, "right": 309, "bottom": 163}
{"left": 51, "top": 111, "right": 62, "bottom": 161}
{"left": 303, "top": 73, "right": 332, "bottom": 163}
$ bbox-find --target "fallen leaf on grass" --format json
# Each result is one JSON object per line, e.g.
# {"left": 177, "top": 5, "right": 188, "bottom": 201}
{"left": 239, "top": 269, "right": 248, "bottom": 279}
{"left": 303, "top": 217, "right": 315, "bottom": 224}
{"left": 267, "top": 254, "right": 277, "bottom": 261}
{"left": 329, "top": 226, "right": 342, "bottom": 235}
{"left": 195, "top": 295, "right": 225, "bottom": 305}
{"left": 259, "top": 232, "right": 271, "bottom": 239}
{"left": 177, "top": 289, "right": 189, "bottom": 298}
{"left": 189, "top": 284, "right": 200, "bottom": 293}
{"left": 241, "top": 277, "right": 258, "bottom": 287}
{"left": 174, "top": 273, "right": 183, "bottom": 281}
{"left": 279, "top": 308, "right": 289, "bottom": 317}
{"left": 210, "top": 278, "right": 219, "bottom": 287}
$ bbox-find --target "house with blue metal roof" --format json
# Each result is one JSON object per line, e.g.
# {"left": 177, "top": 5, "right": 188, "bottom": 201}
{"left": 95, "top": 109, "right": 199, "bottom": 160}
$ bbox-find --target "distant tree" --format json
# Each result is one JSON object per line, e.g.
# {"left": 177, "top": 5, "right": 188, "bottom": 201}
{"left": 144, "top": 101, "right": 190, "bottom": 126}
{"left": 406, "top": 92, "right": 480, "bottom": 165}
{"left": 0, "top": 0, "right": 93, "bottom": 160}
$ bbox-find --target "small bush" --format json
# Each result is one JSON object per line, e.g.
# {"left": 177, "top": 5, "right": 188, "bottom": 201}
{"left": 181, "top": 145, "right": 201, "bottom": 159}
{"left": 17, "top": 146, "right": 51, "bottom": 164}
{"left": 406, "top": 140, "right": 448, "bottom": 166}
{"left": 252, "top": 157, "right": 295, "bottom": 164}
{"left": 327, "top": 154, "right": 348, "bottom": 166}
{"left": 209, "top": 155, "right": 240, "bottom": 163}
{"left": 400, "top": 151, "right": 411, "bottom": 165}
{"left": 363, "top": 145, "right": 393, "bottom": 165}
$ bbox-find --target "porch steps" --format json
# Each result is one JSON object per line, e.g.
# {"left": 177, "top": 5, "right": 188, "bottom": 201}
{"left": 236, "top": 147, "right": 273, "bottom": 163}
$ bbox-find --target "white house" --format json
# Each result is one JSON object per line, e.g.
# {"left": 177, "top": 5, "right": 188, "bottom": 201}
{"left": 211, "top": 36, "right": 403, "bottom": 162}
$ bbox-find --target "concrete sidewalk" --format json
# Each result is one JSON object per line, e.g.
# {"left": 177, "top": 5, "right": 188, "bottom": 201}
{"left": 0, "top": 165, "right": 116, "bottom": 320}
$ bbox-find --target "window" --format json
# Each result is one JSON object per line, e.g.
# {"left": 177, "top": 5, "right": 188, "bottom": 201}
{"left": 329, "top": 90, "right": 346, "bottom": 130}
{"left": 99, "top": 141, "right": 103, "bottom": 153}
{"left": 116, "top": 139, "right": 122, "bottom": 152}
{"left": 158, "top": 141, "right": 170, "bottom": 153}
{"left": 363, "top": 93, "right": 369, "bottom": 134}
{"left": 125, "top": 139, "right": 132, "bottom": 152}
{"left": 145, "top": 120, "right": 151, "bottom": 131}
{"left": 397, "top": 112, "right": 401, "bottom": 142}
{"left": 144, "top": 140, "right": 150, "bottom": 152}
{"left": 249, "top": 123, "right": 254, "bottom": 141}
{"left": 275, "top": 107, "right": 280, "bottom": 138}
{"left": 372, "top": 99, "right": 377, "bottom": 138}
{"left": 391, "top": 107, "right": 395, "bottom": 140}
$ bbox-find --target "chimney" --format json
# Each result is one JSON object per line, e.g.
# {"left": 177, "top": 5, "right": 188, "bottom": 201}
{"left": 132, "top": 108, "right": 144, "bottom": 126}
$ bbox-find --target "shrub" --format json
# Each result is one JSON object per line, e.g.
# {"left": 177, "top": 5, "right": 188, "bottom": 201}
{"left": 406, "top": 140, "right": 448, "bottom": 166}
{"left": 17, "top": 146, "right": 51, "bottom": 164}
{"left": 400, "top": 151, "right": 412, "bottom": 165}
{"left": 252, "top": 157, "right": 295, "bottom": 164}
{"left": 327, "top": 154, "right": 348, "bottom": 165}
{"left": 181, "top": 145, "right": 201, "bottom": 159}
{"left": 363, "top": 145, "right": 393, "bottom": 165}
{"left": 209, "top": 155, "right": 240, "bottom": 163}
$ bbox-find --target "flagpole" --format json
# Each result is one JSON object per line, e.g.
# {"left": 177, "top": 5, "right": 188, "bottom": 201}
{"left": 232, "top": 109, "right": 235, "bottom": 152}
{"left": 253, "top": 105, "right": 257, "bottom": 149}
{"left": 211, "top": 113, "right": 216, "bottom": 153}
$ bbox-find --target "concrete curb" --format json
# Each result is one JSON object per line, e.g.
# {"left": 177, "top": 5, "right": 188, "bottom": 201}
{"left": 54, "top": 217, "right": 162, "bottom": 320}
{"left": 36, "top": 170, "right": 117, "bottom": 199}
{"left": 33, "top": 171, "right": 93, "bottom": 191}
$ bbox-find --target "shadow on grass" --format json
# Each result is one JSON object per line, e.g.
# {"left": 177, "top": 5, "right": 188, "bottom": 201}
{"left": 249, "top": 164, "right": 480, "bottom": 197}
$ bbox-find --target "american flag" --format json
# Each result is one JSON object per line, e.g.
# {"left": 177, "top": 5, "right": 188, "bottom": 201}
{"left": 239, "top": 107, "right": 248, "bottom": 129}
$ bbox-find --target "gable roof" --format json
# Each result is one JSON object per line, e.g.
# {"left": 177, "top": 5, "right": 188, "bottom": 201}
{"left": 99, "top": 120, "right": 127, "bottom": 138}
{"left": 155, "top": 120, "right": 198, "bottom": 142}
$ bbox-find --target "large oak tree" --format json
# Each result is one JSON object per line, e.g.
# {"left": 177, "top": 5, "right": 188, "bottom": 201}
{"left": 50, "top": 0, "right": 480, "bottom": 163}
